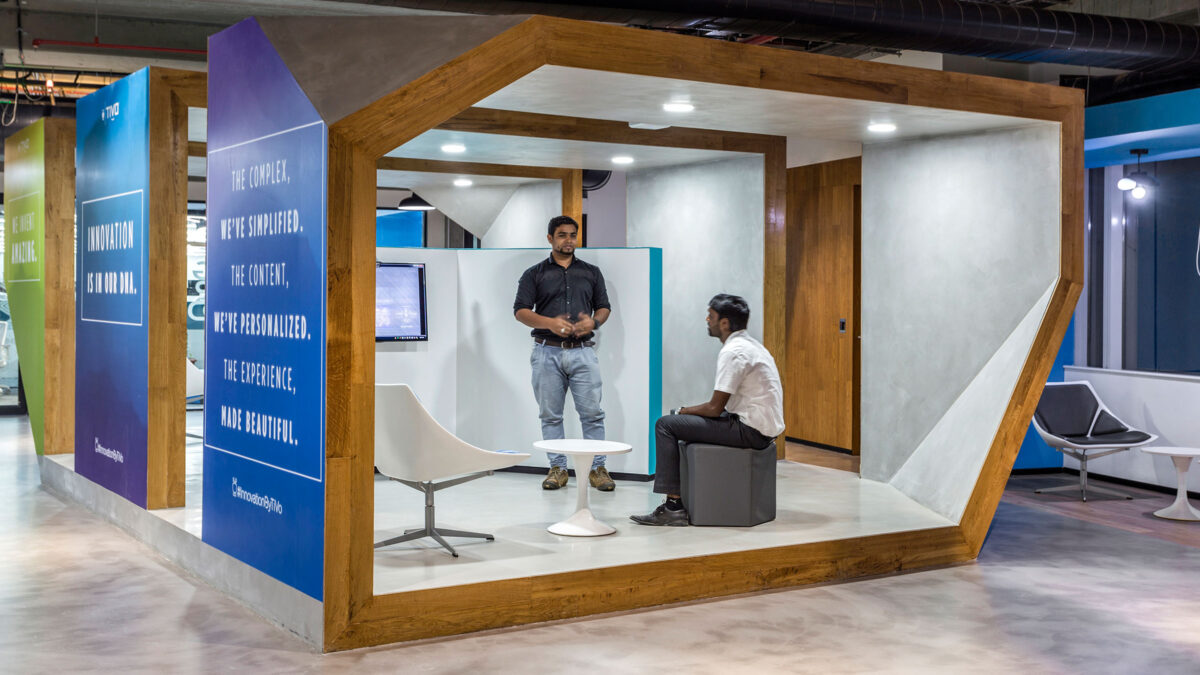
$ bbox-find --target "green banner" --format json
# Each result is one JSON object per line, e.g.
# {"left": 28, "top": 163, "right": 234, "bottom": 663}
{"left": 4, "top": 120, "right": 47, "bottom": 453}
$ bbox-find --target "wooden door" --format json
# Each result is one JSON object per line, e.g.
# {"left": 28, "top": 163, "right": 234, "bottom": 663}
{"left": 784, "top": 157, "right": 861, "bottom": 452}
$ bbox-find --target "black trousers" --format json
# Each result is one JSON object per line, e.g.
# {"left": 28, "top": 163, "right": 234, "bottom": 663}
{"left": 653, "top": 413, "right": 773, "bottom": 495}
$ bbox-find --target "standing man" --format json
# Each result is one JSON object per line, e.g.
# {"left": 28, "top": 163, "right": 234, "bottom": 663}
{"left": 631, "top": 294, "right": 783, "bottom": 526}
{"left": 514, "top": 215, "right": 615, "bottom": 492}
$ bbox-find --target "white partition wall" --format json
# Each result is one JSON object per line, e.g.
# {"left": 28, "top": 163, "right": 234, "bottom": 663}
{"left": 376, "top": 247, "right": 661, "bottom": 475}
{"left": 376, "top": 248, "right": 460, "bottom": 430}
{"left": 860, "top": 124, "right": 1062, "bottom": 521}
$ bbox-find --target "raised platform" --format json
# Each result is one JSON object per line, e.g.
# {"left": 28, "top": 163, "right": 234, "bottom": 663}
{"left": 41, "top": 416, "right": 954, "bottom": 645}
{"left": 371, "top": 460, "right": 953, "bottom": 595}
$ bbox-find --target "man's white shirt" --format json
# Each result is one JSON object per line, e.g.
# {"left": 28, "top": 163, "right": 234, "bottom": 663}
{"left": 714, "top": 330, "right": 785, "bottom": 438}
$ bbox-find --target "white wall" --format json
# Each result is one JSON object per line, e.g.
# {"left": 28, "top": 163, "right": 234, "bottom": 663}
{"left": 860, "top": 123, "right": 1062, "bottom": 521}
{"left": 374, "top": 247, "right": 659, "bottom": 475}
{"left": 1063, "top": 366, "right": 1200, "bottom": 493}
{"left": 481, "top": 181, "right": 561, "bottom": 248}
{"left": 626, "top": 157, "right": 764, "bottom": 409}
{"left": 376, "top": 248, "right": 459, "bottom": 430}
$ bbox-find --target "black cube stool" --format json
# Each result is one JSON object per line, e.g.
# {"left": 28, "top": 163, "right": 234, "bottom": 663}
{"left": 678, "top": 440, "right": 777, "bottom": 526}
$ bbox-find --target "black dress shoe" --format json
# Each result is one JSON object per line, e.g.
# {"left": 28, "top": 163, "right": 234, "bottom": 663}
{"left": 630, "top": 503, "right": 690, "bottom": 526}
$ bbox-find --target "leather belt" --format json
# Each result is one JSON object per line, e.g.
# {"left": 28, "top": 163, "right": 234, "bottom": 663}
{"left": 534, "top": 337, "right": 594, "bottom": 349}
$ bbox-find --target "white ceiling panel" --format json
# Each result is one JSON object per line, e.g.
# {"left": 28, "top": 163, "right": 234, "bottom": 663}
{"left": 386, "top": 129, "right": 752, "bottom": 170}
{"left": 376, "top": 170, "right": 548, "bottom": 191}
{"left": 475, "top": 65, "right": 1048, "bottom": 144}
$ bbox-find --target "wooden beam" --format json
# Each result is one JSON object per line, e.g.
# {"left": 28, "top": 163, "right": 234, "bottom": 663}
{"left": 144, "top": 68, "right": 196, "bottom": 509}
{"left": 328, "top": 525, "right": 970, "bottom": 650}
{"left": 763, "top": 140, "right": 788, "bottom": 457}
{"left": 325, "top": 19, "right": 550, "bottom": 649}
{"left": 376, "top": 156, "right": 571, "bottom": 180}
{"left": 324, "top": 128, "right": 378, "bottom": 642}
{"left": 43, "top": 118, "right": 75, "bottom": 456}
{"left": 187, "top": 141, "right": 205, "bottom": 157}
{"left": 335, "top": 20, "right": 545, "bottom": 158}
{"left": 439, "top": 107, "right": 779, "bottom": 154}
{"left": 539, "top": 16, "right": 1079, "bottom": 122}
{"left": 561, "top": 168, "right": 582, "bottom": 234}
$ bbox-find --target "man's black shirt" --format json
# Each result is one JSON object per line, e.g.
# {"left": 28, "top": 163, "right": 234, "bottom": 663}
{"left": 513, "top": 255, "right": 611, "bottom": 340}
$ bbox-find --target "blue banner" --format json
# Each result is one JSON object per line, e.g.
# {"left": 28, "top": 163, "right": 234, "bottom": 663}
{"left": 74, "top": 70, "right": 150, "bottom": 506}
{"left": 203, "top": 18, "right": 326, "bottom": 600}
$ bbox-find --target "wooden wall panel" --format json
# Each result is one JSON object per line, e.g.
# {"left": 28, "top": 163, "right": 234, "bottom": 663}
{"left": 785, "top": 158, "right": 861, "bottom": 452}
{"left": 42, "top": 118, "right": 75, "bottom": 455}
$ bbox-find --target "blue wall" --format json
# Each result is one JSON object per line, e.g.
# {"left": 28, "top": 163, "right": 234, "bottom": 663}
{"left": 1012, "top": 319, "right": 1073, "bottom": 470}
{"left": 377, "top": 210, "right": 424, "bottom": 247}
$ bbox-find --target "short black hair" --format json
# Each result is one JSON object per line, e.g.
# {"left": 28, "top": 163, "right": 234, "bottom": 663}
{"left": 548, "top": 215, "right": 579, "bottom": 236}
{"left": 708, "top": 294, "right": 750, "bottom": 332}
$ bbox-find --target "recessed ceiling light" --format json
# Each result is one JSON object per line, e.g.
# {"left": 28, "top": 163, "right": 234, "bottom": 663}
{"left": 453, "top": 178, "right": 473, "bottom": 187}
{"left": 662, "top": 101, "right": 694, "bottom": 113}
{"left": 441, "top": 143, "right": 466, "bottom": 153}
{"left": 867, "top": 122, "right": 897, "bottom": 133}
{"left": 611, "top": 155, "right": 635, "bottom": 165}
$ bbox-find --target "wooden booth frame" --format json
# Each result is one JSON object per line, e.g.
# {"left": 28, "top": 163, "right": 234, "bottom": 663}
{"left": 321, "top": 16, "right": 1082, "bottom": 650}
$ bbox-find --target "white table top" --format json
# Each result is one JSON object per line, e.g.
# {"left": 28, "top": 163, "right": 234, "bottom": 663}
{"left": 1141, "top": 446, "right": 1200, "bottom": 458}
{"left": 533, "top": 439, "right": 632, "bottom": 455}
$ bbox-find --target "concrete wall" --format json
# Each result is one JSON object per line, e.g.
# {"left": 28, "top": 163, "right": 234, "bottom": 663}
{"left": 481, "top": 181, "right": 561, "bottom": 248}
{"left": 860, "top": 124, "right": 1062, "bottom": 521}
{"left": 626, "top": 156, "right": 765, "bottom": 409}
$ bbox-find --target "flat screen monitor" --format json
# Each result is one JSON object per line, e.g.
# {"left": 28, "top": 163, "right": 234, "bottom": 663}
{"left": 376, "top": 262, "right": 428, "bottom": 342}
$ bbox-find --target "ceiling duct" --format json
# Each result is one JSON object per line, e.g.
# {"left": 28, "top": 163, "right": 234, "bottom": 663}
{"left": 582, "top": 169, "right": 612, "bottom": 193}
{"left": 379, "top": 0, "right": 1200, "bottom": 72}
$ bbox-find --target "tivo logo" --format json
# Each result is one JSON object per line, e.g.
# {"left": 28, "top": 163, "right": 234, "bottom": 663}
{"left": 101, "top": 102, "right": 120, "bottom": 121}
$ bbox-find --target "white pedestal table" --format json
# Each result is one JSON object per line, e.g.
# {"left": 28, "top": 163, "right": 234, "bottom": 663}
{"left": 534, "top": 439, "right": 632, "bottom": 536}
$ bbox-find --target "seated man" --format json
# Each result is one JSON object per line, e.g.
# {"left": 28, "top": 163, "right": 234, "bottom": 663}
{"left": 631, "top": 294, "right": 784, "bottom": 526}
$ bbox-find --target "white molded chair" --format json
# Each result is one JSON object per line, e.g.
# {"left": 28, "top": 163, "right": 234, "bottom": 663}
{"left": 375, "top": 383, "right": 530, "bottom": 556}
{"left": 185, "top": 359, "right": 204, "bottom": 404}
{"left": 1031, "top": 381, "right": 1157, "bottom": 501}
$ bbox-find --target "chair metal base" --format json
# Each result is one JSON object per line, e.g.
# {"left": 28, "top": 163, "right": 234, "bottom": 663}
{"left": 375, "top": 471, "right": 495, "bottom": 557}
{"left": 1035, "top": 449, "right": 1133, "bottom": 502}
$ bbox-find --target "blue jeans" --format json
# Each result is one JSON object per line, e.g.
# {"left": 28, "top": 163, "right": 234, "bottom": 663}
{"left": 531, "top": 343, "right": 606, "bottom": 469}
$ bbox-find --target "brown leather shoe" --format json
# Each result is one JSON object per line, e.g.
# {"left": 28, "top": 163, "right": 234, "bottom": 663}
{"left": 589, "top": 467, "right": 615, "bottom": 491}
{"left": 542, "top": 466, "right": 568, "bottom": 490}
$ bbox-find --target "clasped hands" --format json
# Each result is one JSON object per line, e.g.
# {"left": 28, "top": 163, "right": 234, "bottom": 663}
{"left": 548, "top": 312, "right": 595, "bottom": 338}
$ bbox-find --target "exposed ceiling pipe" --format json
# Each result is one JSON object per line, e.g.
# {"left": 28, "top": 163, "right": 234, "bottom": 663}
{"left": 375, "top": 0, "right": 1200, "bottom": 71}
{"left": 31, "top": 38, "right": 206, "bottom": 56}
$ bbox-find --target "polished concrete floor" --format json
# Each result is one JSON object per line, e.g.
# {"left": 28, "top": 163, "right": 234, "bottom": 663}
{"left": 6, "top": 415, "right": 1200, "bottom": 672}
